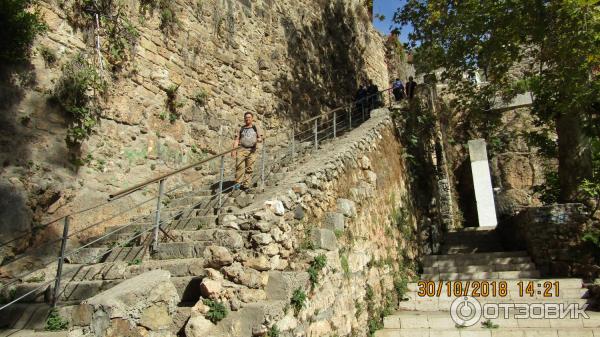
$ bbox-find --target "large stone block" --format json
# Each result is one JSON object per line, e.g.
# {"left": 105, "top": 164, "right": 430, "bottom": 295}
{"left": 85, "top": 270, "right": 180, "bottom": 336}
{"left": 265, "top": 271, "right": 310, "bottom": 300}
{"left": 323, "top": 212, "right": 345, "bottom": 231}
{"left": 336, "top": 199, "right": 357, "bottom": 218}
{"left": 310, "top": 228, "right": 338, "bottom": 251}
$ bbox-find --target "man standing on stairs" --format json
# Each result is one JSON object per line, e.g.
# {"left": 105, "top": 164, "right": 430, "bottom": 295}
{"left": 232, "top": 112, "right": 262, "bottom": 190}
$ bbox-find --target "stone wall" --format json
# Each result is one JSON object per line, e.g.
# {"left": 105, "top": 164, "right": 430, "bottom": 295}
{"left": 0, "top": 0, "right": 390, "bottom": 260}
{"left": 180, "top": 109, "right": 420, "bottom": 337}
{"left": 498, "top": 203, "right": 600, "bottom": 280}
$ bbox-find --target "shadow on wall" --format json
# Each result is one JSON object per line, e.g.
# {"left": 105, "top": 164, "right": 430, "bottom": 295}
{"left": 455, "top": 159, "right": 478, "bottom": 227}
{"left": 0, "top": 63, "right": 35, "bottom": 168}
{"left": 275, "top": 1, "right": 370, "bottom": 122}
{"left": 0, "top": 182, "right": 33, "bottom": 264}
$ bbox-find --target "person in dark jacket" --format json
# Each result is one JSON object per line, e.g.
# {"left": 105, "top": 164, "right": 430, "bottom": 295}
{"left": 392, "top": 78, "right": 405, "bottom": 101}
{"left": 405, "top": 76, "right": 417, "bottom": 99}
{"left": 366, "top": 80, "right": 379, "bottom": 114}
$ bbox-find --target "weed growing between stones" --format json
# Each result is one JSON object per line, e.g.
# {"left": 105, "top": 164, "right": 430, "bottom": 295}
{"left": 0, "top": 287, "right": 17, "bottom": 304}
{"left": 139, "top": 0, "right": 179, "bottom": 35}
{"left": 267, "top": 325, "right": 280, "bottom": 337}
{"left": 64, "top": 0, "right": 139, "bottom": 72}
{"left": 203, "top": 299, "right": 228, "bottom": 323}
{"left": 52, "top": 53, "right": 106, "bottom": 150}
{"left": 340, "top": 253, "right": 350, "bottom": 278}
{"left": 481, "top": 319, "right": 499, "bottom": 329}
{"left": 127, "top": 258, "right": 142, "bottom": 266}
{"left": 162, "top": 84, "right": 184, "bottom": 123}
{"left": 193, "top": 89, "right": 208, "bottom": 106}
{"left": 45, "top": 309, "right": 69, "bottom": 331}
{"left": 38, "top": 45, "right": 57, "bottom": 66}
{"left": 307, "top": 254, "right": 327, "bottom": 288}
{"left": 290, "top": 288, "right": 306, "bottom": 316}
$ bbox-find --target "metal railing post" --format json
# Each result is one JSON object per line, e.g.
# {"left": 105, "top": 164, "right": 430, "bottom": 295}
{"left": 291, "top": 130, "right": 295, "bottom": 158}
{"left": 152, "top": 179, "right": 165, "bottom": 252}
{"left": 348, "top": 108, "right": 352, "bottom": 129}
{"left": 388, "top": 90, "right": 392, "bottom": 108}
{"left": 260, "top": 140, "right": 266, "bottom": 191}
{"left": 52, "top": 216, "right": 70, "bottom": 307}
{"left": 313, "top": 119, "right": 318, "bottom": 150}
{"left": 333, "top": 111, "right": 337, "bottom": 138}
{"left": 361, "top": 101, "right": 365, "bottom": 122}
{"left": 217, "top": 155, "right": 225, "bottom": 212}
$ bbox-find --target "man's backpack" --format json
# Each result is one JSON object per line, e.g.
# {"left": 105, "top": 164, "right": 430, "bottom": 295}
{"left": 239, "top": 125, "right": 258, "bottom": 148}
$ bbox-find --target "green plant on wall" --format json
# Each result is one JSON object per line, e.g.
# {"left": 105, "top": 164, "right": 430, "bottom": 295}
{"left": 1, "top": 0, "right": 47, "bottom": 65}
{"left": 66, "top": 0, "right": 139, "bottom": 72}
{"left": 139, "top": 0, "right": 179, "bottom": 35}
{"left": 52, "top": 53, "right": 106, "bottom": 147}
{"left": 162, "top": 83, "right": 184, "bottom": 123}
{"left": 290, "top": 288, "right": 306, "bottom": 316}
{"left": 307, "top": 254, "right": 327, "bottom": 288}
{"left": 203, "top": 299, "right": 228, "bottom": 323}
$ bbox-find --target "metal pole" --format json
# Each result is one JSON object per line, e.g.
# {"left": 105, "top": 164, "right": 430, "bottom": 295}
{"left": 333, "top": 111, "right": 337, "bottom": 138}
{"left": 348, "top": 108, "right": 352, "bottom": 129}
{"left": 313, "top": 119, "right": 318, "bottom": 150}
{"left": 291, "top": 129, "right": 295, "bottom": 158}
{"left": 389, "top": 90, "right": 392, "bottom": 108}
{"left": 362, "top": 101, "right": 365, "bottom": 122}
{"left": 52, "top": 216, "right": 70, "bottom": 307}
{"left": 260, "top": 140, "right": 266, "bottom": 191}
{"left": 217, "top": 155, "right": 225, "bottom": 211}
{"left": 153, "top": 179, "right": 165, "bottom": 251}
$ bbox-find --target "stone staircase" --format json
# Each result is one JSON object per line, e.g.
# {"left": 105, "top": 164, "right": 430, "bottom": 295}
{"left": 376, "top": 227, "right": 600, "bottom": 337}
{"left": 0, "top": 140, "right": 319, "bottom": 333}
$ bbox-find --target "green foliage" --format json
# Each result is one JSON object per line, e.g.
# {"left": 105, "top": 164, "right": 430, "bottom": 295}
{"left": 308, "top": 254, "right": 327, "bottom": 288}
{"left": 524, "top": 130, "right": 558, "bottom": 158}
{"left": 582, "top": 227, "right": 600, "bottom": 248}
{"left": 68, "top": 0, "right": 139, "bottom": 71}
{"left": 193, "top": 89, "right": 208, "bottom": 106}
{"left": 354, "top": 302, "right": 364, "bottom": 318}
{"left": 367, "top": 315, "right": 383, "bottom": 337}
{"left": 267, "top": 325, "right": 280, "bottom": 337}
{"left": 45, "top": 309, "right": 69, "bottom": 331}
{"left": 393, "top": 274, "right": 408, "bottom": 301}
{"left": 140, "top": 0, "right": 179, "bottom": 35}
{"left": 38, "top": 45, "right": 57, "bottom": 66}
{"left": 0, "top": 0, "right": 47, "bottom": 64}
{"left": 162, "top": 84, "right": 183, "bottom": 123}
{"left": 203, "top": 299, "right": 228, "bottom": 323}
{"left": 394, "top": 0, "right": 600, "bottom": 200}
{"left": 481, "top": 319, "right": 499, "bottom": 329}
{"left": 290, "top": 288, "right": 306, "bottom": 315}
{"left": 533, "top": 170, "right": 561, "bottom": 205}
{"left": 340, "top": 254, "right": 350, "bottom": 278}
{"left": 127, "top": 258, "right": 142, "bottom": 266}
{"left": 25, "top": 274, "right": 45, "bottom": 282}
{"left": 52, "top": 54, "right": 105, "bottom": 147}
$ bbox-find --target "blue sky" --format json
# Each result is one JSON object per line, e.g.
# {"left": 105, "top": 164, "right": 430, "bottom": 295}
{"left": 372, "top": 0, "right": 412, "bottom": 43}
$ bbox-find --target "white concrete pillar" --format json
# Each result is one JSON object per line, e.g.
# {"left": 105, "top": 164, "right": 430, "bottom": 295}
{"left": 468, "top": 139, "right": 497, "bottom": 228}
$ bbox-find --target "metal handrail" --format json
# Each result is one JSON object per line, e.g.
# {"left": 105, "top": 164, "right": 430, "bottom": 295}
{"left": 300, "top": 87, "right": 392, "bottom": 125}
{"left": 0, "top": 83, "right": 397, "bottom": 311}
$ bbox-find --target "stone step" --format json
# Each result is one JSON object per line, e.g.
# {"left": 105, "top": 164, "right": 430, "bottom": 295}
{"left": 166, "top": 216, "right": 219, "bottom": 231}
{"left": 424, "top": 263, "right": 538, "bottom": 274}
{"left": 375, "top": 327, "right": 600, "bottom": 337}
{"left": 423, "top": 252, "right": 529, "bottom": 266}
{"left": 421, "top": 270, "right": 541, "bottom": 280}
{"left": 408, "top": 279, "right": 585, "bottom": 292}
{"left": 0, "top": 330, "right": 68, "bottom": 337}
{"left": 2, "top": 275, "right": 204, "bottom": 304}
{"left": 399, "top": 296, "right": 589, "bottom": 312}
{"left": 0, "top": 303, "right": 51, "bottom": 329}
{"left": 383, "top": 311, "right": 600, "bottom": 330}
{"left": 167, "top": 229, "right": 246, "bottom": 248}
{"left": 51, "top": 258, "right": 207, "bottom": 282}
{"left": 153, "top": 242, "right": 210, "bottom": 260}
